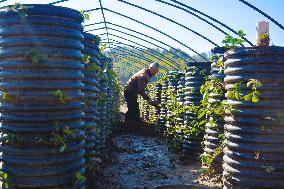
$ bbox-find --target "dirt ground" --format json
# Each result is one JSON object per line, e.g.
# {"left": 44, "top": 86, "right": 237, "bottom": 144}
{"left": 93, "top": 121, "right": 222, "bottom": 189}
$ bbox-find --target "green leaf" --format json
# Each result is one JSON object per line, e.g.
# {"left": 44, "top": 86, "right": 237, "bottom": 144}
{"left": 252, "top": 92, "right": 260, "bottom": 102}
{"left": 209, "top": 118, "right": 214, "bottom": 126}
{"left": 244, "top": 93, "right": 252, "bottom": 101}
{"left": 198, "top": 108, "right": 206, "bottom": 119}
{"left": 234, "top": 82, "right": 240, "bottom": 89}
{"left": 227, "top": 91, "right": 234, "bottom": 99}
{"left": 75, "top": 171, "right": 86, "bottom": 181}
{"left": 234, "top": 92, "right": 241, "bottom": 100}
{"left": 238, "top": 30, "right": 246, "bottom": 37}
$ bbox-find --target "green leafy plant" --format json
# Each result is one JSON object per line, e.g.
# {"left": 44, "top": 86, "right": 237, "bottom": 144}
{"left": 79, "top": 10, "right": 90, "bottom": 21}
{"left": 2, "top": 92, "right": 13, "bottom": 102}
{"left": 6, "top": 3, "right": 28, "bottom": 18}
{"left": 25, "top": 48, "right": 47, "bottom": 64}
{"left": 100, "top": 44, "right": 108, "bottom": 54}
{"left": 222, "top": 30, "right": 246, "bottom": 48}
{"left": 0, "top": 171, "right": 10, "bottom": 188}
{"left": 228, "top": 79, "right": 262, "bottom": 103}
{"left": 84, "top": 55, "right": 91, "bottom": 64}
{"left": 257, "top": 32, "right": 270, "bottom": 46}
{"left": 53, "top": 90, "right": 71, "bottom": 104}
{"left": 262, "top": 164, "right": 276, "bottom": 173}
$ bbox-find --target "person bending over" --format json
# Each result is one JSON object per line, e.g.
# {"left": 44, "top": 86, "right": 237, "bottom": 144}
{"left": 124, "top": 62, "right": 160, "bottom": 123}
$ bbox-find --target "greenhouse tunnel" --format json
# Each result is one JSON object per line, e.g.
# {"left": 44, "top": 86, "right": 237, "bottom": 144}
{"left": 0, "top": 0, "right": 283, "bottom": 188}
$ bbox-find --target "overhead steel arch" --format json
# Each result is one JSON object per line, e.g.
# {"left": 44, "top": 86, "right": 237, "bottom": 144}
{"left": 1, "top": 0, "right": 282, "bottom": 71}
{"left": 101, "top": 39, "right": 181, "bottom": 67}
{"left": 108, "top": 44, "right": 169, "bottom": 71}
{"left": 86, "top": 21, "right": 196, "bottom": 62}
{"left": 98, "top": 32, "right": 180, "bottom": 69}
{"left": 153, "top": 0, "right": 252, "bottom": 46}
{"left": 88, "top": 26, "right": 189, "bottom": 66}
{"left": 103, "top": 8, "right": 208, "bottom": 61}
{"left": 109, "top": 43, "right": 174, "bottom": 70}
{"left": 100, "top": 38, "right": 182, "bottom": 67}
{"left": 238, "top": 0, "right": 284, "bottom": 31}
{"left": 118, "top": 0, "right": 218, "bottom": 46}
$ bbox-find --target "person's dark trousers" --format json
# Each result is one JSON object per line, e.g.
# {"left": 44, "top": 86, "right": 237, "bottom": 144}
{"left": 124, "top": 90, "right": 140, "bottom": 122}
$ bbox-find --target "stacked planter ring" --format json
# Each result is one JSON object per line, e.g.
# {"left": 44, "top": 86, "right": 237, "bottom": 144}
{"left": 0, "top": 4, "right": 86, "bottom": 188}
{"left": 148, "top": 84, "right": 156, "bottom": 123}
{"left": 202, "top": 47, "right": 226, "bottom": 171}
{"left": 154, "top": 83, "right": 162, "bottom": 123}
{"left": 166, "top": 70, "right": 179, "bottom": 137}
{"left": 106, "top": 60, "right": 116, "bottom": 125}
{"left": 157, "top": 79, "right": 169, "bottom": 134}
{"left": 183, "top": 62, "right": 210, "bottom": 155}
{"left": 104, "top": 59, "right": 114, "bottom": 127}
{"left": 175, "top": 71, "right": 186, "bottom": 146}
{"left": 96, "top": 55, "right": 108, "bottom": 152}
{"left": 223, "top": 47, "right": 284, "bottom": 189}
{"left": 82, "top": 33, "right": 100, "bottom": 179}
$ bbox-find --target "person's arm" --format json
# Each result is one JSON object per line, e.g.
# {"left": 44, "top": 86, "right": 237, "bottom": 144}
{"left": 137, "top": 76, "right": 150, "bottom": 101}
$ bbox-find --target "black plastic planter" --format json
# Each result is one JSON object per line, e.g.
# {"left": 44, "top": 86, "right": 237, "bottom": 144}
{"left": 223, "top": 46, "right": 284, "bottom": 189}
{"left": 166, "top": 70, "right": 179, "bottom": 137}
{"left": 158, "top": 79, "right": 169, "bottom": 134}
{"left": 82, "top": 32, "right": 100, "bottom": 180}
{"left": 183, "top": 62, "right": 211, "bottom": 155}
{"left": 175, "top": 71, "right": 186, "bottom": 146}
{"left": 202, "top": 47, "right": 226, "bottom": 171}
{"left": 0, "top": 4, "right": 86, "bottom": 188}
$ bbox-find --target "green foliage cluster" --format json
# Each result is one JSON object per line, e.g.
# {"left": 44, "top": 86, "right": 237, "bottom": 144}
{"left": 222, "top": 30, "right": 246, "bottom": 48}
{"left": 6, "top": 3, "right": 28, "bottom": 17}
{"left": 53, "top": 90, "right": 72, "bottom": 104}
{"left": 140, "top": 31, "right": 267, "bottom": 176}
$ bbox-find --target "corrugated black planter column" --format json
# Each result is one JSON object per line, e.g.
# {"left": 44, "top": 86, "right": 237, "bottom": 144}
{"left": 223, "top": 47, "right": 284, "bottom": 189}
{"left": 165, "top": 70, "right": 179, "bottom": 138}
{"left": 154, "top": 83, "right": 162, "bottom": 123}
{"left": 82, "top": 33, "right": 100, "bottom": 182}
{"left": 0, "top": 4, "right": 86, "bottom": 188}
{"left": 96, "top": 54, "right": 108, "bottom": 152}
{"left": 157, "top": 79, "right": 169, "bottom": 135}
{"left": 202, "top": 47, "right": 226, "bottom": 172}
{"left": 183, "top": 62, "right": 211, "bottom": 156}
{"left": 175, "top": 71, "right": 186, "bottom": 147}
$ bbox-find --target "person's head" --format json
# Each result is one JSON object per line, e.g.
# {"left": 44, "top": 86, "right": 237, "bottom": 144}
{"left": 149, "top": 62, "right": 160, "bottom": 76}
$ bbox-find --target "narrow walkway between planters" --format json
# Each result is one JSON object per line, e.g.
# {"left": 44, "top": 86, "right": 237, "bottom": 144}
{"left": 94, "top": 124, "right": 216, "bottom": 189}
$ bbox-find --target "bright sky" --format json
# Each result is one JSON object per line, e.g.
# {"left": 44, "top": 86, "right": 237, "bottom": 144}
{"left": 1, "top": 0, "right": 284, "bottom": 56}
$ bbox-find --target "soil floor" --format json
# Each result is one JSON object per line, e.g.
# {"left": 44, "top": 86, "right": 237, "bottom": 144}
{"left": 94, "top": 123, "right": 221, "bottom": 189}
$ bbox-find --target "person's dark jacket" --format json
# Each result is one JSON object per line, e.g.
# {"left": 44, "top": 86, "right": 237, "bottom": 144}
{"left": 124, "top": 68, "right": 152, "bottom": 101}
